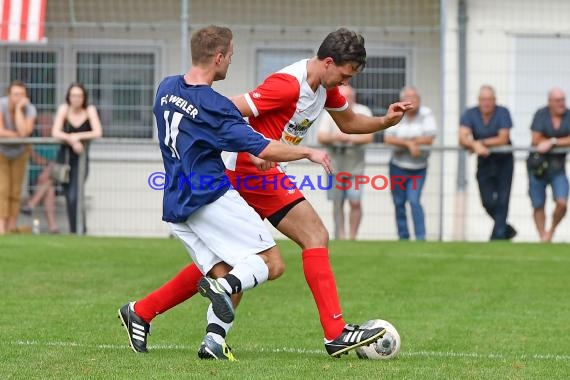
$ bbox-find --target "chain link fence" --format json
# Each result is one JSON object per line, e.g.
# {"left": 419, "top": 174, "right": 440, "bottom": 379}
{"left": 1, "top": 0, "right": 569, "bottom": 241}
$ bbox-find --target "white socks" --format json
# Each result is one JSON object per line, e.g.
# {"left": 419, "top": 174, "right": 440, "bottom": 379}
{"left": 218, "top": 254, "right": 269, "bottom": 294}
{"left": 206, "top": 304, "right": 232, "bottom": 342}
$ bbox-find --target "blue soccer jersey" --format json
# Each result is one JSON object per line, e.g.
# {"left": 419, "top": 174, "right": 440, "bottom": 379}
{"left": 153, "top": 75, "right": 270, "bottom": 222}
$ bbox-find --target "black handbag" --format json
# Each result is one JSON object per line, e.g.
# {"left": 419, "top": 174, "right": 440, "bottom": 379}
{"left": 526, "top": 152, "right": 549, "bottom": 178}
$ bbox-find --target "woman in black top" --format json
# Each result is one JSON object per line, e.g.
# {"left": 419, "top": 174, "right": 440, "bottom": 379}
{"left": 51, "top": 83, "right": 102, "bottom": 233}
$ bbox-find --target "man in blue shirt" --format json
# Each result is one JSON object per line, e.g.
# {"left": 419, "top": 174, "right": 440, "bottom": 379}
{"left": 459, "top": 85, "right": 517, "bottom": 240}
{"left": 118, "top": 25, "right": 385, "bottom": 360}
{"left": 528, "top": 87, "right": 570, "bottom": 242}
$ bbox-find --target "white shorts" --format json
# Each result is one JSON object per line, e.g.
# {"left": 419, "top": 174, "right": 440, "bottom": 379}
{"left": 168, "top": 189, "right": 276, "bottom": 275}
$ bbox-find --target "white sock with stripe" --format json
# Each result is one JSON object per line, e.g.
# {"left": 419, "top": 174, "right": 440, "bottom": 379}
{"left": 206, "top": 304, "right": 232, "bottom": 343}
{"left": 220, "top": 255, "right": 269, "bottom": 293}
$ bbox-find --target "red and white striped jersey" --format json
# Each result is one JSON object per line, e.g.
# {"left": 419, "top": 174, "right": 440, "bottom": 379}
{"left": 223, "top": 59, "right": 348, "bottom": 173}
{"left": 244, "top": 59, "right": 348, "bottom": 145}
{"left": 0, "top": 0, "right": 47, "bottom": 43}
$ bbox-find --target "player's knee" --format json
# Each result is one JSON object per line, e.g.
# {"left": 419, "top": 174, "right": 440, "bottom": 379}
{"left": 259, "top": 247, "right": 285, "bottom": 280}
{"left": 268, "top": 259, "right": 285, "bottom": 280}
{"left": 300, "top": 228, "right": 329, "bottom": 249}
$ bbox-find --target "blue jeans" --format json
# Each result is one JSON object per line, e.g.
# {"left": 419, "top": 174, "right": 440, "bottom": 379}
{"left": 389, "top": 163, "right": 427, "bottom": 240}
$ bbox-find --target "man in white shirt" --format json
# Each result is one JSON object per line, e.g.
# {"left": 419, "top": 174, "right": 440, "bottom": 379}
{"left": 384, "top": 86, "right": 436, "bottom": 240}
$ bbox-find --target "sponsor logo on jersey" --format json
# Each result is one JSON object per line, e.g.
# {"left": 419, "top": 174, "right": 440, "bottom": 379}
{"left": 281, "top": 118, "right": 313, "bottom": 145}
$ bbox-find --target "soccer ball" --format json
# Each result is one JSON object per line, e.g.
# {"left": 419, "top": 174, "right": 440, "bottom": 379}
{"left": 355, "top": 319, "right": 401, "bottom": 360}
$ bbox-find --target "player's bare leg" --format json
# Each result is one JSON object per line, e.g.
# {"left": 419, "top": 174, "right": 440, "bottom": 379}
{"left": 273, "top": 199, "right": 384, "bottom": 357}
{"left": 275, "top": 200, "right": 329, "bottom": 249}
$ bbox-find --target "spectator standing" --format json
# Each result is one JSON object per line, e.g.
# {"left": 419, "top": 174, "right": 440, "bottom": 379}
{"left": 51, "top": 83, "right": 102, "bottom": 234}
{"left": 528, "top": 87, "right": 570, "bottom": 242}
{"left": 317, "top": 85, "right": 373, "bottom": 240}
{"left": 459, "top": 85, "right": 517, "bottom": 240}
{"left": 384, "top": 86, "right": 436, "bottom": 241}
{"left": 0, "top": 80, "right": 36, "bottom": 234}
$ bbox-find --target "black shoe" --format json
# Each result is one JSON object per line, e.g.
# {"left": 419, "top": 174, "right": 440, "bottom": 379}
{"left": 21, "top": 205, "right": 33, "bottom": 216}
{"left": 506, "top": 224, "right": 517, "bottom": 239}
{"left": 325, "top": 324, "right": 386, "bottom": 358}
{"left": 118, "top": 302, "right": 151, "bottom": 353}
{"left": 198, "top": 335, "right": 237, "bottom": 361}
{"left": 198, "top": 277, "right": 235, "bottom": 323}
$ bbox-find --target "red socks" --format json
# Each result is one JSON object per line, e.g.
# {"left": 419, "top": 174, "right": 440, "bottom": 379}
{"left": 133, "top": 249, "right": 346, "bottom": 342}
{"left": 302, "top": 247, "right": 346, "bottom": 340}
{"left": 134, "top": 263, "right": 202, "bottom": 323}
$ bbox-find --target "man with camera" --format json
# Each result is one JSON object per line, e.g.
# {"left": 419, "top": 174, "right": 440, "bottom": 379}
{"left": 528, "top": 87, "right": 570, "bottom": 242}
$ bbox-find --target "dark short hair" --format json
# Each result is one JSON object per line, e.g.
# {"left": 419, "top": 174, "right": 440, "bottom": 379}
{"left": 317, "top": 28, "right": 366, "bottom": 71}
{"left": 65, "top": 82, "right": 89, "bottom": 109}
{"left": 7, "top": 80, "right": 28, "bottom": 95}
{"left": 191, "top": 25, "right": 233, "bottom": 66}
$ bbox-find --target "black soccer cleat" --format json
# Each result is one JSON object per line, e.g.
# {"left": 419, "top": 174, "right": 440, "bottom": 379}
{"left": 198, "top": 277, "right": 235, "bottom": 323}
{"left": 197, "top": 335, "right": 237, "bottom": 361}
{"left": 325, "top": 323, "right": 386, "bottom": 358}
{"left": 118, "top": 302, "right": 151, "bottom": 353}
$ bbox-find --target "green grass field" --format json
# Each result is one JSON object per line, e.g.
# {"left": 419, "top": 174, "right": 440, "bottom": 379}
{"left": 1, "top": 236, "right": 570, "bottom": 379}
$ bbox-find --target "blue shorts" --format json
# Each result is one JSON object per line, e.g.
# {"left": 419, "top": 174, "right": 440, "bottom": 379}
{"left": 528, "top": 170, "right": 569, "bottom": 209}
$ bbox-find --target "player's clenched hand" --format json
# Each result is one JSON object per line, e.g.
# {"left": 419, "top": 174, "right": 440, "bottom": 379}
{"left": 307, "top": 149, "right": 333, "bottom": 175}
{"left": 384, "top": 101, "right": 414, "bottom": 127}
{"left": 249, "top": 153, "right": 276, "bottom": 171}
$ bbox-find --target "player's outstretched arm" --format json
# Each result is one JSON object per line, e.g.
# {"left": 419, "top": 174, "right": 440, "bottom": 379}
{"left": 229, "top": 94, "right": 255, "bottom": 117}
{"left": 331, "top": 101, "right": 413, "bottom": 134}
{"left": 257, "top": 140, "right": 333, "bottom": 174}
{"left": 248, "top": 153, "right": 277, "bottom": 171}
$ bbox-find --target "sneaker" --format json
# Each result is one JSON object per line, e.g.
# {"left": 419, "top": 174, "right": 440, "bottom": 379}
{"left": 197, "top": 335, "right": 236, "bottom": 361}
{"left": 324, "top": 323, "right": 386, "bottom": 358}
{"left": 118, "top": 302, "right": 151, "bottom": 353}
{"left": 506, "top": 224, "right": 517, "bottom": 239}
{"left": 198, "top": 277, "right": 235, "bottom": 323}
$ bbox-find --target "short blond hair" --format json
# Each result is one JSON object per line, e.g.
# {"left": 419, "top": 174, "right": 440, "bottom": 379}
{"left": 191, "top": 25, "right": 233, "bottom": 66}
